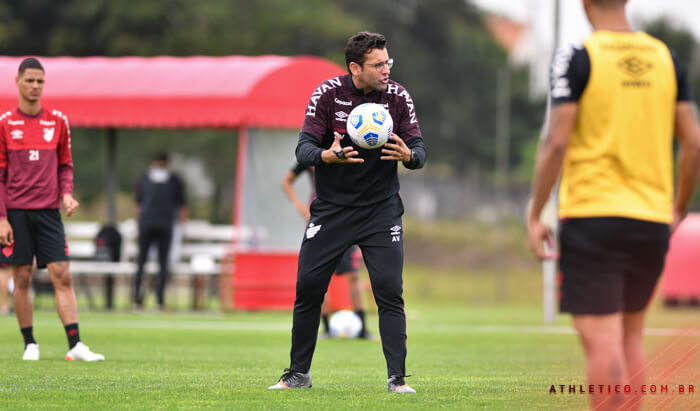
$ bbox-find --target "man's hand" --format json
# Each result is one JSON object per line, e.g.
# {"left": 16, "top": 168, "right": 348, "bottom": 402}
{"left": 296, "top": 204, "right": 311, "bottom": 221}
{"left": 321, "top": 132, "right": 364, "bottom": 164}
{"left": 62, "top": 194, "right": 79, "bottom": 217}
{"left": 526, "top": 217, "right": 558, "bottom": 260}
{"left": 380, "top": 133, "right": 411, "bottom": 162}
{"left": 0, "top": 218, "right": 13, "bottom": 246}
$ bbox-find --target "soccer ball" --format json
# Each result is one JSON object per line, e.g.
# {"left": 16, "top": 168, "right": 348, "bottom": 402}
{"left": 346, "top": 103, "right": 393, "bottom": 149}
{"left": 329, "top": 310, "right": 362, "bottom": 338}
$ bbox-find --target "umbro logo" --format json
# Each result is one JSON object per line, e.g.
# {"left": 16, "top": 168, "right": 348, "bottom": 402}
{"left": 618, "top": 55, "right": 653, "bottom": 78}
{"left": 390, "top": 225, "right": 401, "bottom": 242}
{"left": 335, "top": 111, "right": 349, "bottom": 122}
{"left": 10, "top": 129, "right": 23, "bottom": 139}
{"left": 306, "top": 223, "right": 322, "bottom": 239}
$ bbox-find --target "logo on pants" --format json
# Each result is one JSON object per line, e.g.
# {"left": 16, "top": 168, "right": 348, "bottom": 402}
{"left": 390, "top": 225, "right": 402, "bottom": 242}
{"left": 306, "top": 223, "right": 322, "bottom": 239}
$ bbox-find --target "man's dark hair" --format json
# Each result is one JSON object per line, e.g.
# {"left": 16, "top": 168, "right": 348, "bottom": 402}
{"left": 153, "top": 152, "right": 169, "bottom": 163}
{"left": 344, "top": 31, "right": 387, "bottom": 72}
{"left": 18, "top": 57, "right": 44, "bottom": 75}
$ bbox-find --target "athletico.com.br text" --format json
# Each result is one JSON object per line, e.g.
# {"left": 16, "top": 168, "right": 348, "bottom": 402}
{"left": 549, "top": 384, "right": 694, "bottom": 395}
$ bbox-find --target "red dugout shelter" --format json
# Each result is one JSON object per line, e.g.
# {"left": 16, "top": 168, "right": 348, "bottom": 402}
{"left": 0, "top": 55, "right": 352, "bottom": 310}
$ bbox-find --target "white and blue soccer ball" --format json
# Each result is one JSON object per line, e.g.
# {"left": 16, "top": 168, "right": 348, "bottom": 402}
{"left": 329, "top": 310, "right": 363, "bottom": 338}
{"left": 346, "top": 103, "right": 393, "bottom": 149}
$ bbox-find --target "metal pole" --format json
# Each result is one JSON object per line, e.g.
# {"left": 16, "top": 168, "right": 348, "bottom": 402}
{"left": 105, "top": 128, "right": 118, "bottom": 310}
{"left": 495, "top": 67, "right": 511, "bottom": 200}
{"left": 106, "top": 128, "right": 118, "bottom": 226}
{"left": 543, "top": 0, "right": 562, "bottom": 324}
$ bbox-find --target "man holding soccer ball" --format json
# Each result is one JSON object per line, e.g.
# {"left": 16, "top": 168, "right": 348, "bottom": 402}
{"left": 270, "top": 31, "right": 426, "bottom": 393}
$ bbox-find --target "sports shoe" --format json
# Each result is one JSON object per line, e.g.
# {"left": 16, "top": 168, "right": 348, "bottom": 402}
{"left": 65, "top": 342, "right": 105, "bottom": 362}
{"left": 268, "top": 368, "right": 312, "bottom": 390}
{"left": 388, "top": 375, "right": 416, "bottom": 393}
{"left": 22, "top": 343, "right": 39, "bottom": 361}
{"left": 358, "top": 330, "right": 380, "bottom": 342}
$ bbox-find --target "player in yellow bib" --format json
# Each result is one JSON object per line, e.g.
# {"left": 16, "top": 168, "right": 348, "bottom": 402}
{"left": 528, "top": 1, "right": 700, "bottom": 410}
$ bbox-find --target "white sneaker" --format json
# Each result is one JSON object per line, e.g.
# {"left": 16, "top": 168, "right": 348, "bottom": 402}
{"left": 65, "top": 342, "right": 104, "bottom": 362}
{"left": 22, "top": 343, "right": 39, "bottom": 360}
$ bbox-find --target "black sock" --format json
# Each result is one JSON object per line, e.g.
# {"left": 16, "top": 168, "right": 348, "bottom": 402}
{"left": 65, "top": 323, "right": 80, "bottom": 349}
{"left": 355, "top": 310, "right": 366, "bottom": 333}
{"left": 321, "top": 314, "right": 330, "bottom": 333}
{"left": 20, "top": 326, "right": 36, "bottom": 347}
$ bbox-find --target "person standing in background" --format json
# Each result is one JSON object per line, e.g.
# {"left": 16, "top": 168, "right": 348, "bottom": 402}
{"left": 133, "top": 152, "right": 188, "bottom": 311}
{"left": 0, "top": 57, "right": 104, "bottom": 361}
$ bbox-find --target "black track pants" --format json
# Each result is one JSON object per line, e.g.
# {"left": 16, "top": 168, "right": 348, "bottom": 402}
{"left": 289, "top": 194, "right": 407, "bottom": 377}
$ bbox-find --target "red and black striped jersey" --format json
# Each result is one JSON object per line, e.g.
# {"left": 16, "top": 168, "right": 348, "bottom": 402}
{"left": 0, "top": 107, "right": 74, "bottom": 217}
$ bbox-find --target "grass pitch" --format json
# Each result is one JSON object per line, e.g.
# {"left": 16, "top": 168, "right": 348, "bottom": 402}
{"left": 0, "top": 302, "right": 697, "bottom": 410}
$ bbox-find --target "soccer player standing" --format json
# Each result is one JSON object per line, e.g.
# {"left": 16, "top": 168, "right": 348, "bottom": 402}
{"left": 270, "top": 31, "right": 426, "bottom": 393}
{"left": 527, "top": 1, "right": 700, "bottom": 409}
{"left": 0, "top": 58, "right": 104, "bottom": 361}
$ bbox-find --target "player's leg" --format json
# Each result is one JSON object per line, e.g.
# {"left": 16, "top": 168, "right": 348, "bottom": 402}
{"left": 133, "top": 225, "right": 155, "bottom": 307}
{"left": 360, "top": 243, "right": 405, "bottom": 372}
{"left": 289, "top": 235, "right": 348, "bottom": 373}
{"left": 270, "top": 239, "right": 343, "bottom": 390}
{"left": 559, "top": 217, "right": 632, "bottom": 408}
{"left": 0, "top": 265, "right": 11, "bottom": 314}
{"left": 573, "top": 313, "right": 626, "bottom": 410}
{"left": 36, "top": 210, "right": 103, "bottom": 361}
{"left": 154, "top": 226, "right": 173, "bottom": 309}
{"left": 618, "top": 221, "right": 668, "bottom": 411}
{"left": 2, "top": 210, "right": 40, "bottom": 358}
{"left": 13, "top": 264, "right": 36, "bottom": 342}
{"left": 622, "top": 310, "right": 646, "bottom": 411}
{"left": 47, "top": 261, "right": 78, "bottom": 325}
{"left": 356, "top": 195, "right": 413, "bottom": 392}
{"left": 270, "top": 200, "right": 351, "bottom": 390}
{"left": 320, "top": 289, "right": 332, "bottom": 338}
{"left": 13, "top": 264, "right": 34, "bottom": 328}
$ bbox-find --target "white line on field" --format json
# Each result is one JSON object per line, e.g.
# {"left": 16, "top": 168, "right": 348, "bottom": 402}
{"left": 79, "top": 320, "right": 700, "bottom": 337}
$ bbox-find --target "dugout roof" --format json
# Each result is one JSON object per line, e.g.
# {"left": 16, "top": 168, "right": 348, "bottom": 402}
{"left": 0, "top": 55, "right": 344, "bottom": 128}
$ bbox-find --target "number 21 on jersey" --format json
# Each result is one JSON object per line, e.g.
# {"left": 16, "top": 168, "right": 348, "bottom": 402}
{"left": 29, "top": 150, "right": 39, "bottom": 161}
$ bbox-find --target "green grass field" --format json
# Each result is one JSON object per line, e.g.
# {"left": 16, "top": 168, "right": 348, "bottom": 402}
{"left": 0, "top": 300, "right": 697, "bottom": 410}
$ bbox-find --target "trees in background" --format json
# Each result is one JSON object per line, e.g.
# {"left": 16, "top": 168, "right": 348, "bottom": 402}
{"left": 3, "top": 2, "right": 698, "bottom": 219}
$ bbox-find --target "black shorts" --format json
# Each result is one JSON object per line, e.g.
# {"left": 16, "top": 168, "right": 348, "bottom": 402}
{"left": 0, "top": 209, "right": 69, "bottom": 269}
{"left": 335, "top": 246, "right": 360, "bottom": 275}
{"left": 559, "top": 217, "right": 669, "bottom": 315}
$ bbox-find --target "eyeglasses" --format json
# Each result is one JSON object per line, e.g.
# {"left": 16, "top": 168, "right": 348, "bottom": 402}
{"left": 363, "top": 58, "right": 393, "bottom": 71}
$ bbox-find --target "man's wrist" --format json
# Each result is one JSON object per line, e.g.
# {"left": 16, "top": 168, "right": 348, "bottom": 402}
{"left": 321, "top": 149, "right": 332, "bottom": 163}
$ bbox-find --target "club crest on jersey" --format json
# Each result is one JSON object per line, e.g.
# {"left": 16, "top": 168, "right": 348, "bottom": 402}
{"left": 306, "top": 222, "right": 322, "bottom": 239}
{"left": 43, "top": 127, "right": 54, "bottom": 142}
